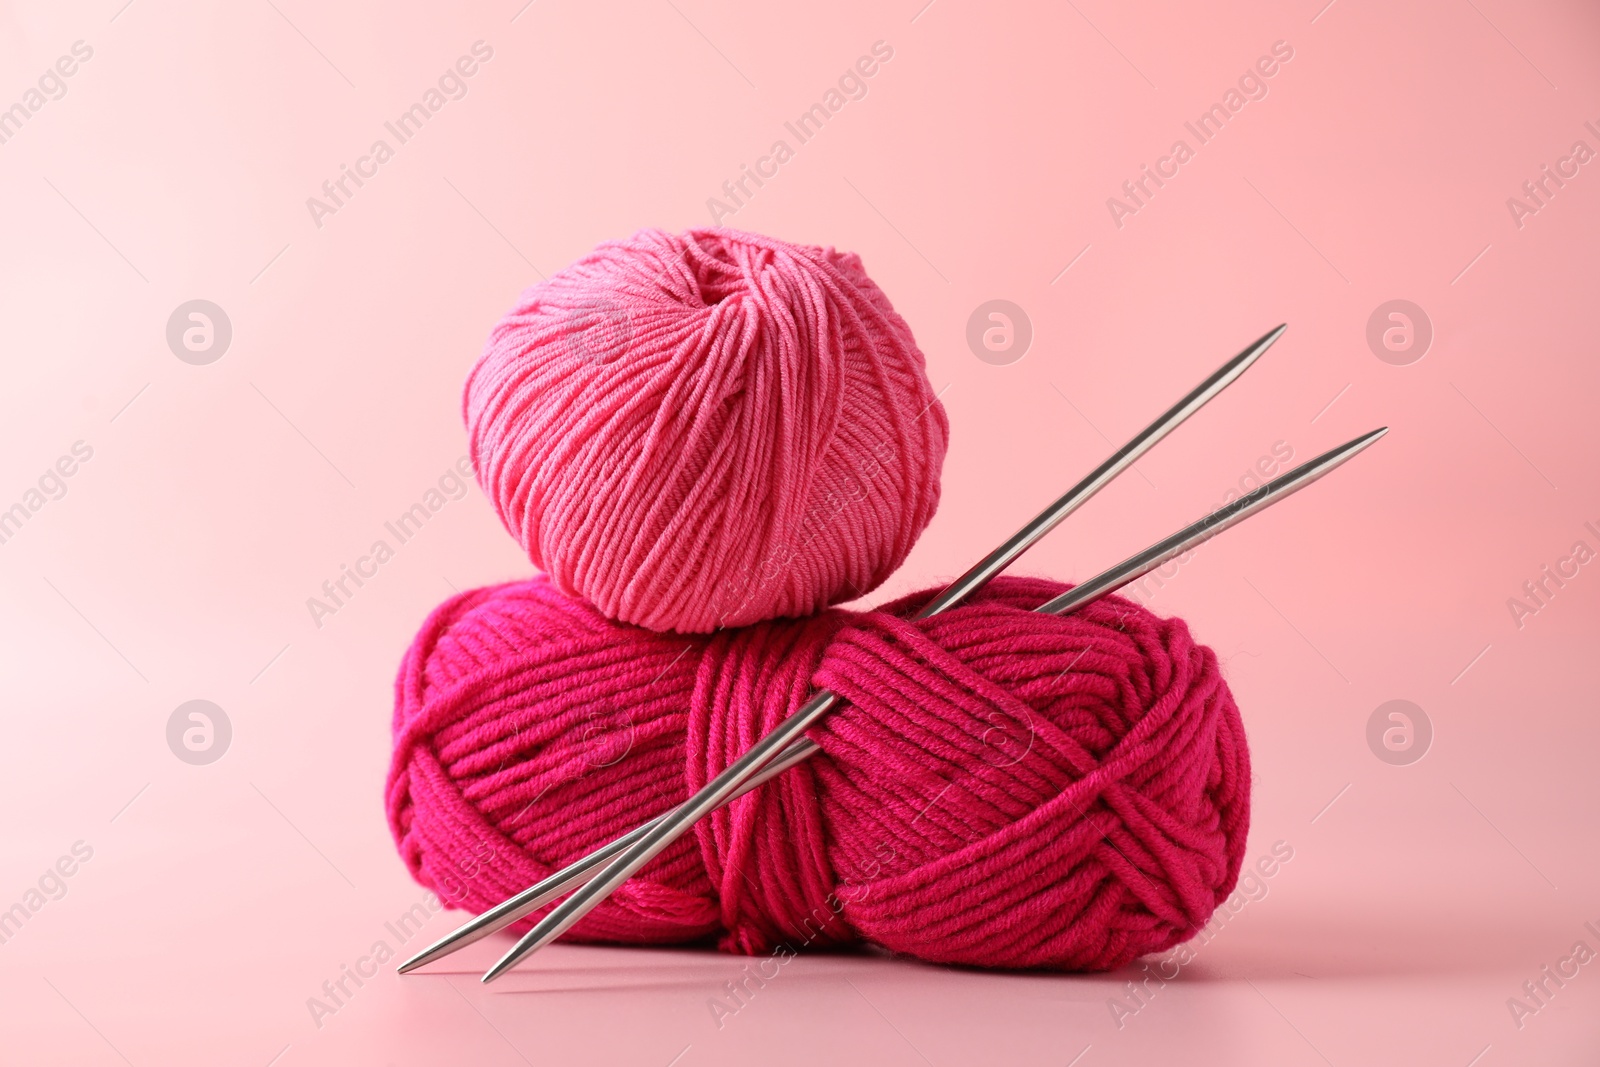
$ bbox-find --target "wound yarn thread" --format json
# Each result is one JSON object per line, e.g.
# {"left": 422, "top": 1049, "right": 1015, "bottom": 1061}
{"left": 463, "top": 227, "right": 949, "bottom": 635}
{"left": 386, "top": 574, "right": 1250, "bottom": 971}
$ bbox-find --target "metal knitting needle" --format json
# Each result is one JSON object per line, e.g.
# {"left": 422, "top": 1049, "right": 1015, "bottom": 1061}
{"left": 478, "top": 325, "right": 1286, "bottom": 981}
{"left": 402, "top": 416, "right": 1376, "bottom": 977}
{"left": 396, "top": 736, "right": 822, "bottom": 973}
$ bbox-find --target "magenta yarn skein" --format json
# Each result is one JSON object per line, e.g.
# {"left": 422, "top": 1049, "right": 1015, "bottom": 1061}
{"left": 463, "top": 228, "right": 949, "bottom": 634}
{"left": 386, "top": 574, "right": 1251, "bottom": 971}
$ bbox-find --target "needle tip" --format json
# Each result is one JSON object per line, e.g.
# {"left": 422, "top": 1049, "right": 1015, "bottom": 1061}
{"left": 481, "top": 949, "right": 528, "bottom": 983}
{"left": 482, "top": 935, "right": 544, "bottom": 983}
{"left": 1237, "top": 323, "right": 1288, "bottom": 368}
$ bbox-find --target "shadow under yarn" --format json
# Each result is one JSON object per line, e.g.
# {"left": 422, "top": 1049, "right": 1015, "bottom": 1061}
{"left": 386, "top": 574, "right": 1250, "bottom": 972}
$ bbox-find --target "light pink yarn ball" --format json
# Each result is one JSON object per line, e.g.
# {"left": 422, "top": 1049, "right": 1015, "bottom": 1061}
{"left": 463, "top": 228, "right": 949, "bottom": 633}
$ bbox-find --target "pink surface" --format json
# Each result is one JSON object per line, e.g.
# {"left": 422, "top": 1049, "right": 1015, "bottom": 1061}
{"left": 388, "top": 574, "right": 1248, "bottom": 969}
{"left": 463, "top": 227, "right": 948, "bottom": 634}
{"left": 0, "top": 1, "right": 1596, "bottom": 1065}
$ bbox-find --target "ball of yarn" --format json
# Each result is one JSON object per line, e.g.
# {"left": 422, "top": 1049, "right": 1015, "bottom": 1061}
{"left": 386, "top": 574, "right": 1251, "bottom": 970}
{"left": 463, "top": 227, "right": 949, "bottom": 634}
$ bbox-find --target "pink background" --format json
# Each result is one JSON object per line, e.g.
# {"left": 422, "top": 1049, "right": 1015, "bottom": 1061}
{"left": 2, "top": 0, "right": 1597, "bottom": 1063}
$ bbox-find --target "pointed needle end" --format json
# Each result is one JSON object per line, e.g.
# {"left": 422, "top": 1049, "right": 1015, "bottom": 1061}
{"left": 480, "top": 958, "right": 515, "bottom": 985}
{"left": 1226, "top": 323, "right": 1288, "bottom": 380}
{"left": 482, "top": 940, "right": 539, "bottom": 984}
{"left": 1253, "top": 322, "right": 1288, "bottom": 355}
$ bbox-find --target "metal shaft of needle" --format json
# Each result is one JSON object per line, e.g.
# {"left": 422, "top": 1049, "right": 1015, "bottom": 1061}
{"left": 396, "top": 737, "right": 821, "bottom": 973}
{"left": 477, "top": 325, "right": 1287, "bottom": 982}
{"left": 481, "top": 423, "right": 1387, "bottom": 982}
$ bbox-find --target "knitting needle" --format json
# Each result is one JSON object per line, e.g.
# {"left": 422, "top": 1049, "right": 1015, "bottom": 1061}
{"left": 396, "top": 736, "right": 821, "bottom": 973}
{"left": 402, "top": 416, "right": 1378, "bottom": 976}
{"left": 477, "top": 325, "right": 1287, "bottom": 980}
